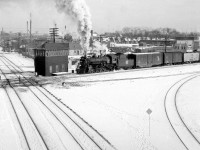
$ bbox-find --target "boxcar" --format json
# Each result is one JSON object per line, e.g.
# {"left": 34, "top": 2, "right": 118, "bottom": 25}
{"left": 152, "top": 52, "right": 163, "bottom": 66}
{"left": 183, "top": 52, "right": 199, "bottom": 63}
{"left": 172, "top": 52, "right": 183, "bottom": 64}
{"left": 132, "top": 52, "right": 163, "bottom": 68}
{"left": 132, "top": 53, "right": 148, "bottom": 68}
{"left": 164, "top": 52, "right": 183, "bottom": 65}
{"left": 106, "top": 54, "right": 118, "bottom": 64}
{"left": 117, "top": 54, "right": 135, "bottom": 69}
{"left": 164, "top": 52, "right": 173, "bottom": 65}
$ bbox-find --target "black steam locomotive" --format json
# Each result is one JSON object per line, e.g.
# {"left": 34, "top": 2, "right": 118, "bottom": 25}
{"left": 76, "top": 54, "right": 118, "bottom": 74}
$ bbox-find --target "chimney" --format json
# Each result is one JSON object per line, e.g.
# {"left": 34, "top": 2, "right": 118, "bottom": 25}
{"left": 91, "top": 30, "right": 93, "bottom": 38}
{"left": 90, "top": 30, "right": 93, "bottom": 51}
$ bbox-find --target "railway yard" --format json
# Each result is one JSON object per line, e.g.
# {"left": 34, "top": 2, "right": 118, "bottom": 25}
{"left": 1, "top": 48, "right": 200, "bottom": 150}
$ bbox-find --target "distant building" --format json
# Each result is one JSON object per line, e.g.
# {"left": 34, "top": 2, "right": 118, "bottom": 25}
{"left": 110, "top": 47, "right": 133, "bottom": 53}
{"left": 21, "top": 39, "right": 47, "bottom": 58}
{"left": 108, "top": 42, "right": 139, "bottom": 53}
{"left": 109, "top": 42, "right": 139, "bottom": 48}
{"left": 69, "top": 41, "right": 84, "bottom": 56}
{"left": 174, "top": 36, "right": 200, "bottom": 52}
{"left": 139, "top": 39, "right": 175, "bottom": 47}
{"left": 34, "top": 43, "right": 69, "bottom": 76}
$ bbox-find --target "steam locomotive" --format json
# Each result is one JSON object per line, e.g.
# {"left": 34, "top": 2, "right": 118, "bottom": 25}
{"left": 76, "top": 54, "right": 118, "bottom": 74}
{"left": 76, "top": 51, "right": 200, "bottom": 74}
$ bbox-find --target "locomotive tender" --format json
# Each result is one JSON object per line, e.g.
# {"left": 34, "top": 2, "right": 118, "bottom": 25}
{"left": 76, "top": 51, "right": 200, "bottom": 74}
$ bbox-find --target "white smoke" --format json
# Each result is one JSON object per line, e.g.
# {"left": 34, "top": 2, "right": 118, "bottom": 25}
{"left": 90, "top": 41, "right": 109, "bottom": 55}
{"left": 55, "top": 0, "right": 92, "bottom": 52}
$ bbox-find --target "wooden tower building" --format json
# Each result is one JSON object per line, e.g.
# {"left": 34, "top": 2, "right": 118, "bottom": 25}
{"left": 34, "top": 42, "right": 69, "bottom": 76}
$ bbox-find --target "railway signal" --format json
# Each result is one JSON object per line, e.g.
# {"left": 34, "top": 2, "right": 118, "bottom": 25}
{"left": 146, "top": 108, "right": 152, "bottom": 136}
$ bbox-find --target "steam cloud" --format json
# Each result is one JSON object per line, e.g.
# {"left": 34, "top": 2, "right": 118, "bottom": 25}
{"left": 55, "top": 0, "right": 92, "bottom": 52}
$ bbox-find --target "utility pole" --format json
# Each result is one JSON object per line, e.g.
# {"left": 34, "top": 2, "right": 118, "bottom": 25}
{"left": 30, "top": 13, "right": 32, "bottom": 43}
{"left": 49, "top": 27, "right": 59, "bottom": 43}
{"left": 165, "top": 34, "right": 167, "bottom": 53}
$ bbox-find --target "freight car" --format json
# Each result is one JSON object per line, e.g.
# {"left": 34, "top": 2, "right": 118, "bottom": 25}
{"left": 116, "top": 53, "right": 135, "bottom": 69}
{"left": 76, "top": 51, "right": 200, "bottom": 74}
{"left": 183, "top": 52, "right": 199, "bottom": 63}
{"left": 132, "top": 52, "right": 163, "bottom": 68}
{"left": 163, "top": 52, "right": 183, "bottom": 65}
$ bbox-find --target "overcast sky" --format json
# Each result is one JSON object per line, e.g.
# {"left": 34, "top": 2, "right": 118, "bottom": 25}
{"left": 0, "top": 0, "right": 200, "bottom": 34}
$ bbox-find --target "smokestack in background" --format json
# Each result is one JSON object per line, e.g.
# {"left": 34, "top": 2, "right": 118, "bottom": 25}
{"left": 91, "top": 30, "right": 93, "bottom": 51}
{"left": 91, "top": 30, "right": 93, "bottom": 38}
{"left": 27, "top": 21, "right": 29, "bottom": 37}
{"left": 30, "top": 13, "right": 32, "bottom": 43}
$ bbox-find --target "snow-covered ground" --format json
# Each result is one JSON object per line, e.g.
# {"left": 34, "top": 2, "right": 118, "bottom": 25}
{"left": 177, "top": 76, "right": 200, "bottom": 142}
{"left": 1, "top": 50, "right": 200, "bottom": 150}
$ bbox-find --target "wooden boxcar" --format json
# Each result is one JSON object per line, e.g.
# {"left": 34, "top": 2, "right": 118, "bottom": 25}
{"left": 117, "top": 54, "right": 135, "bottom": 69}
{"left": 132, "top": 52, "right": 163, "bottom": 68}
{"left": 152, "top": 52, "right": 163, "bottom": 66}
{"left": 172, "top": 52, "right": 183, "bottom": 64}
{"left": 132, "top": 53, "right": 148, "bottom": 68}
{"left": 164, "top": 52, "right": 183, "bottom": 65}
{"left": 163, "top": 52, "right": 173, "bottom": 65}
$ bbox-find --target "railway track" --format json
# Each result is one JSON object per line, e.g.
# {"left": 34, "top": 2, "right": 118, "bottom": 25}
{"left": 164, "top": 73, "right": 200, "bottom": 149}
{"left": 0, "top": 62, "right": 49, "bottom": 150}
{"left": 1, "top": 55, "right": 117, "bottom": 150}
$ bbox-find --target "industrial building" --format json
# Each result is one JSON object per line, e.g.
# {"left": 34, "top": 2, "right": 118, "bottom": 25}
{"left": 174, "top": 36, "right": 200, "bottom": 52}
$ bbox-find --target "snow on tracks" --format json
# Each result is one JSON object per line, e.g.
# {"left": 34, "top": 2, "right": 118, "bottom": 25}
{"left": 1, "top": 54, "right": 117, "bottom": 150}
{"left": 164, "top": 74, "right": 200, "bottom": 149}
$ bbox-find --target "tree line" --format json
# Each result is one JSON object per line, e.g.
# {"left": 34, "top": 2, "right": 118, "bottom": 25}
{"left": 104, "top": 27, "right": 200, "bottom": 39}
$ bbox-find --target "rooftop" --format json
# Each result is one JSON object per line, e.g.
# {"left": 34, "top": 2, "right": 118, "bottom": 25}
{"left": 39, "top": 42, "right": 69, "bottom": 51}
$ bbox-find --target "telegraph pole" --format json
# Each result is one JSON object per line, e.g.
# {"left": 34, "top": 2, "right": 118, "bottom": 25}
{"left": 165, "top": 34, "right": 167, "bottom": 53}
{"left": 49, "top": 27, "right": 59, "bottom": 43}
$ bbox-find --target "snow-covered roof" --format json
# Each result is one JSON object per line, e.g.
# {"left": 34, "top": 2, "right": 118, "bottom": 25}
{"left": 132, "top": 52, "right": 161, "bottom": 55}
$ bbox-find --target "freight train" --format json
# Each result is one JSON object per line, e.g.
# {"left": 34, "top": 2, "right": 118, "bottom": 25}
{"left": 76, "top": 51, "right": 200, "bottom": 74}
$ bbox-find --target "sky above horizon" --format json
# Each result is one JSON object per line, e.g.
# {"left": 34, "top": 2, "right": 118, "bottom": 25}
{"left": 0, "top": 0, "right": 199, "bottom": 34}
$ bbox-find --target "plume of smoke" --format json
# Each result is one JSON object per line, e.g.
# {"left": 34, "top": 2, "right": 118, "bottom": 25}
{"left": 91, "top": 41, "right": 109, "bottom": 55}
{"left": 55, "top": 0, "right": 92, "bottom": 53}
